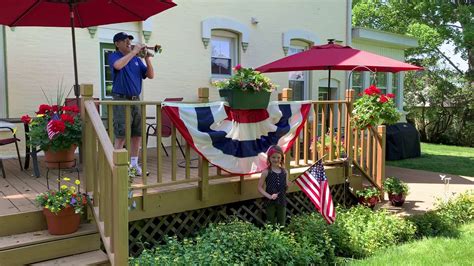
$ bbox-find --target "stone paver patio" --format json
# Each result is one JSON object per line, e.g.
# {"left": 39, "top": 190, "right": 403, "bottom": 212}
{"left": 377, "top": 166, "right": 474, "bottom": 216}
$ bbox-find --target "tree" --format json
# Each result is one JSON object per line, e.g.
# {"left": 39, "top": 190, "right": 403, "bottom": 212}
{"left": 353, "top": 0, "right": 473, "bottom": 146}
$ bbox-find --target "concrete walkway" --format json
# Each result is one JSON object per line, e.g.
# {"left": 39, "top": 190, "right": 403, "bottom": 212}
{"left": 375, "top": 166, "right": 474, "bottom": 216}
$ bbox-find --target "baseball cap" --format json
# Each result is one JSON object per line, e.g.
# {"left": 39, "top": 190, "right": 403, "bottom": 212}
{"left": 113, "top": 32, "right": 134, "bottom": 43}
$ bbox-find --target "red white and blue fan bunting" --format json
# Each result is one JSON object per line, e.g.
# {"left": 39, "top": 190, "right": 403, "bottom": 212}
{"left": 162, "top": 101, "right": 311, "bottom": 174}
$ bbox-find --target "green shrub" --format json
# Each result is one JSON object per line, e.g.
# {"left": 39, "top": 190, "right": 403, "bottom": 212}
{"left": 407, "top": 211, "right": 457, "bottom": 238}
{"left": 130, "top": 219, "right": 320, "bottom": 265}
{"left": 436, "top": 190, "right": 474, "bottom": 226}
{"left": 286, "top": 213, "right": 336, "bottom": 264}
{"left": 408, "top": 190, "right": 474, "bottom": 238}
{"left": 334, "top": 206, "right": 416, "bottom": 258}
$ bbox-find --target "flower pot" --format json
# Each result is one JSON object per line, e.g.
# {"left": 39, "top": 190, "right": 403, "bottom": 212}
{"left": 388, "top": 193, "right": 406, "bottom": 206}
{"left": 359, "top": 196, "right": 379, "bottom": 209}
{"left": 219, "top": 89, "right": 271, "bottom": 110}
{"left": 43, "top": 207, "right": 80, "bottom": 235}
{"left": 44, "top": 145, "right": 77, "bottom": 169}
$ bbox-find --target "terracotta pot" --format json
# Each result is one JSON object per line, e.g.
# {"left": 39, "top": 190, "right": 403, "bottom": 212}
{"left": 388, "top": 193, "right": 406, "bottom": 207}
{"left": 359, "top": 196, "right": 379, "bottom": 209}
{"left": 43, "top": 207, "right": 80, "bottom": 235}
{"left": 44, "top": 145, "right": 77, "bottom": 169}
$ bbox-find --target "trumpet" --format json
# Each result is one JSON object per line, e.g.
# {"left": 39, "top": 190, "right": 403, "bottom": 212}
{"left": 132, "top": 44, "right": 162, "bottom": 58}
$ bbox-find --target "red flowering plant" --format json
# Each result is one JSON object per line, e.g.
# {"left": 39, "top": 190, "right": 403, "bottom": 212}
{"left": 21, "top": 101, "right": 82, "bottom": 152}
{"left": 351, "top": 85, "right": 400, "bottom": 129}
{"left": 213, "top": 64, "right": 276, "bottom": 92}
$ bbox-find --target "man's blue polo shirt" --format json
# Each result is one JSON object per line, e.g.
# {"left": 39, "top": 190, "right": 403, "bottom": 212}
{"left": 109, "top": 51, "right": 147, "bottom": 97}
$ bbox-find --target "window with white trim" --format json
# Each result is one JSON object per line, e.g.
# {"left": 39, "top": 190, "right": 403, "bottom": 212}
{"left": 392, "top": 73, "right": 400, "bottom": 104}
{"left": 352, "top": 72, "right": 364, "bottom": 98}
{"left": 211, "top": 30, "right": 238, "bottom": 77}
{"left": 100, "top": 43, "right": 115, "bottom": 99}
{"left": 288, "top": 40, "right": 310, "bottom": 100}
{"left": 375, "top": 72, "right": 387, "bottom": 94}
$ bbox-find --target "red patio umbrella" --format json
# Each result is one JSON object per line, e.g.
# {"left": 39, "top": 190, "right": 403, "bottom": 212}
{"left": 256, "top": 40, "right": 422, "bottom": 94}
{"left": 0, "top": 0, "right": 177, "bottom": 98}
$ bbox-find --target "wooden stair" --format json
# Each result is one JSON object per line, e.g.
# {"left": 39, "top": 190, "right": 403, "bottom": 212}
{"left": 31, "top": 250, "right": 109, "bottom": 266}
{"left": 0, "top": 222, "right": 106, "bottom": 266}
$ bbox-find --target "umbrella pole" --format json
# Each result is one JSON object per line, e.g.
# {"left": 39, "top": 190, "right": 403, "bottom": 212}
{"left": 325, "top": 67, "right": 332, "bottom": 134}
{"left": 69, "top": 2, "right": 82, "bottom": 164}
{"left": 327, "top": 67, "right": 331, "bottom": 101}
{"left": 69, "top": 3, "right": 80, "bottom": 100}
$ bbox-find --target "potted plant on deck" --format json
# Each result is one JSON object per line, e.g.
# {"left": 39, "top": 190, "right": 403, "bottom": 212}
{"left": 21, "top": 100, "right": 82, "bottom": 168}
{"left": 214, "top": 65, "right": 276, "bottom": 110}
{"left": 383, "top": 176, "right": 409, "bottom": 206}
{"left": 356, "top": 186, "right": 380, "bottom": 209}
{"left": 35, "top": 177, "right": 88, "bottom": 235}
{"left": 352, "top": 85, "right": 400, "bottom": 130}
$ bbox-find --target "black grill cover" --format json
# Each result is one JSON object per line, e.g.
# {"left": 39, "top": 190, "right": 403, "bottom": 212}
{"left": 386, "top": 123, "right": 421, "bottom": 161}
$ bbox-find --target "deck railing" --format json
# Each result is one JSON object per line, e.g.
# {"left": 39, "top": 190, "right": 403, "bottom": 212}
{"left": 80, "top": 84, "right": 386, "bottom": 264}
{"left": 81, "top": 85, "right": 129, "bottom": 266}
{"left": 351, "top": 126, "right": 386, "bottom": 190}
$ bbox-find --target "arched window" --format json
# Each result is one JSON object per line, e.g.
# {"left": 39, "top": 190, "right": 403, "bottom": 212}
{"left": 211, "top": 30, "right": 238, "bottom": 77}
{"left": 288, "top": 39, "right": 311, "bottom": 100}
{"left": 202, "top": 18, "right": 249, "bottom": 78}
{"left": 282, "top": 30, "right": 320, "bottom": 100}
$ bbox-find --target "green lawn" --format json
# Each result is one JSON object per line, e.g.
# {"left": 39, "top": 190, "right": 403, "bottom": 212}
{"left": 387, "top": 143, "right": 474, "bottom": 177}
{"left": 349, "top": 222, "right": 474, "bottom": 266}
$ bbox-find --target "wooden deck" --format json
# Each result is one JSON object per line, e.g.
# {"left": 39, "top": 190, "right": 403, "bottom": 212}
{"left": 0, "top": 146, "right": 225, "bottom": 215}
{"left": 0, "top": 145, "right": 337, "bottom": 216}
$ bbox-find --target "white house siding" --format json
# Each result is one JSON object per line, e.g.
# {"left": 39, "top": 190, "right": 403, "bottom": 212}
{"left": 3, "top": 0, "right": 349, "bottom": 117}
{"left": 352, "top": 41, "right": 405, "bottom": 61}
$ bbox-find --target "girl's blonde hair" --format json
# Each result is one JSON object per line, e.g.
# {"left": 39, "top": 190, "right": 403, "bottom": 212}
{"left": 266, "top": 145, "right": 284, "bottom": 167}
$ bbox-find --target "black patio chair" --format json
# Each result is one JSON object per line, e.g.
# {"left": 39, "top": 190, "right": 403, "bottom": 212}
{"left": 0, "top": 126, "right": 23, "bottom": 178}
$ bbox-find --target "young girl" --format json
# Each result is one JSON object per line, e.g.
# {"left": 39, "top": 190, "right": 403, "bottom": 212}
{"left": 258, "top": 145, "right": 290, "bottom": 226}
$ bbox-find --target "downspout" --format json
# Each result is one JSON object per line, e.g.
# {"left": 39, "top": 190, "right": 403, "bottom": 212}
{"left": 345, "top": 0, "right": 352, "bottom": 91}
{"left": 0, "top": 26, "right": 7, "bottom": 118}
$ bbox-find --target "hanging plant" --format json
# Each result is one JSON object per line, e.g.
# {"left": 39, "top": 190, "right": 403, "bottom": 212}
{"left": 352, "top": 85, "right": 400, "bottom": 129}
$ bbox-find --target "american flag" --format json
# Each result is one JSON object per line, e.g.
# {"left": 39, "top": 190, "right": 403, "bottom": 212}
{"left": 47, "top": 113, "right": 60, "bottom": 140}
{"left": 295, "top": 160, "right": 336, "bottom": 224}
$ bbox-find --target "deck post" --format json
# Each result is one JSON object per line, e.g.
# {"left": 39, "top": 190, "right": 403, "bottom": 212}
{"left": 345, "top": 89, "right": 355, "bottom": 188}
{"left": 112, "top": 149, "right": 129, "bottom": 265}
{"left": 282, "top": 88, "right": 292, "bottom": 169}
{"left": 376, "top": 125, "right": 386, "bottom": 199}
{"left": 198, "top": 87, "right": 209, "bottom": 103}
{"left": 80, "top": 84, "right": 94, "bottom": 194}
{"left": 198, "top": 87, "right": 210, "bottom": 201}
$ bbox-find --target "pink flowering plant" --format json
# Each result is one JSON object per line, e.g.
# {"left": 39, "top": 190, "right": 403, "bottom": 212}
{"left": 213, "top": 64, "right": 276, "bottom": 92}
{"left": 351, "top": 85, "right": 400, "bottom": 129}
{"left": 21, "top": 101, "right": 82, "bottom": 152}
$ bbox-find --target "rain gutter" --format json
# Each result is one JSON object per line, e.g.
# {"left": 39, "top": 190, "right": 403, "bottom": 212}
{"left": 0, "top": 26, "right": 7, "bottom": 118}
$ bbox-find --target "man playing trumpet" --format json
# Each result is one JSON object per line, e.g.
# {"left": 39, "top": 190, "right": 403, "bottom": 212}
{"left": 109, "top": 32, "right": 155, "bottom": 176}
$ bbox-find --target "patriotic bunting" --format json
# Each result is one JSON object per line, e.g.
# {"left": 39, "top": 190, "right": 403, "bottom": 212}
{"left": 162, "top": 101, "right": 311, "bottom": 175}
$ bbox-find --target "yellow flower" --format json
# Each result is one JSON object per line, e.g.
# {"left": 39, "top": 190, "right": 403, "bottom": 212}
{"left": 60, "top": 185, "right": 68, "bottom": 190}
{"left": 36, "top": 114, "right": 44, "bottom": 117}
{"left": 75, "top": 180, "right": 81, "bottom": 185}
{"left": 45, "top": 205, "right": 49, "bottom": 209}
{"left": 70, "top": 186, "right": 76, "bottom": 192}
{"left": 63, "top": 177, "right": 71, "bottom": 181}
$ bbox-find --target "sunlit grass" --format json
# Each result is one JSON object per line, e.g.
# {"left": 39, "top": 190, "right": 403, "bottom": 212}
{"left": 387, "top": 143, "right": 474, "bottom": 176}
{"left": 349, "top": 222, "right": 474, "bottom": 265}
